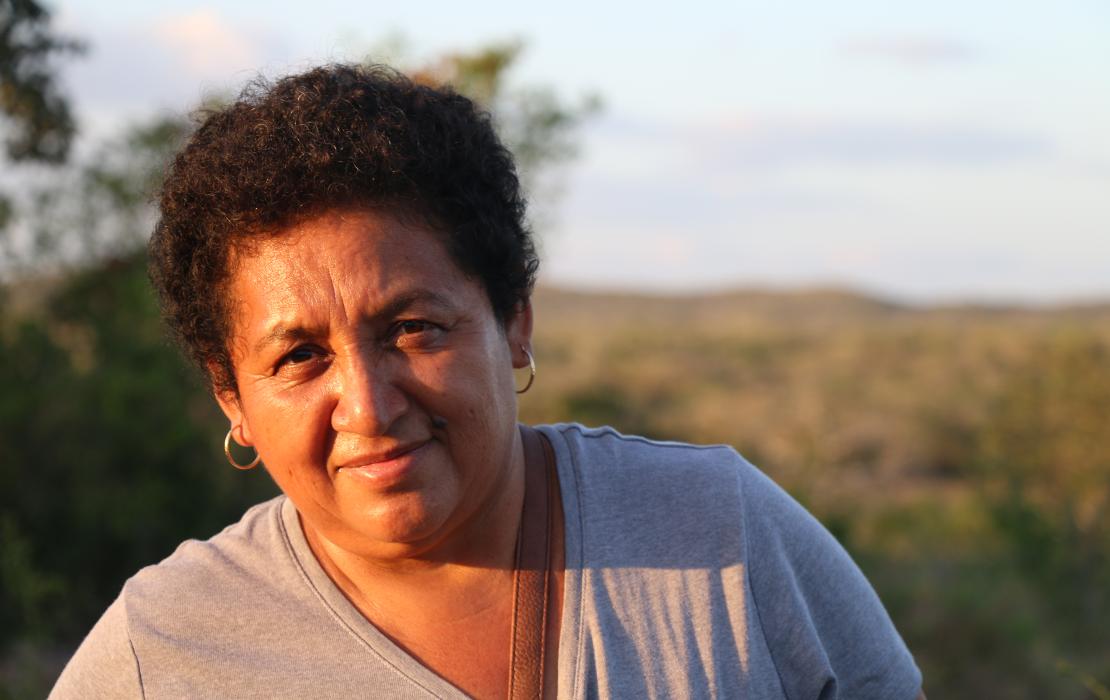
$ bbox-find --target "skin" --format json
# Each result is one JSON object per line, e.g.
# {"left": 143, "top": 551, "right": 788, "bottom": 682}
{"left": 215, "top": 208, "right": 536, "bottom": 697}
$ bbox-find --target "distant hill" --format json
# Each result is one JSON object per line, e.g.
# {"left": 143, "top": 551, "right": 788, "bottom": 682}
{"left": 531, "top": 285, "right": 1110, "bottom": 330}
{"left": 6, "top": 267, "right": 1110, "bottom": 327}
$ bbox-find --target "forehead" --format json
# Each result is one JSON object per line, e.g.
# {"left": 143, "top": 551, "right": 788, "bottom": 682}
{"left": 225, "top": 209, "right": 484, "bottom": 336}
{"left": 240, "top": 208, "right": 448, "bottom": 271}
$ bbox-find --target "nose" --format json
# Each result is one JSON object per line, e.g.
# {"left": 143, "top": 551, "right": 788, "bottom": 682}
{"left": 330, "top": 350, "right": 408, "bottom": 436}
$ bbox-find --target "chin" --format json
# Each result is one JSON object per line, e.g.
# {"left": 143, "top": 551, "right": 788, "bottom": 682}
{"left": 355, "top": 493, "right": 458, "bottom": 549}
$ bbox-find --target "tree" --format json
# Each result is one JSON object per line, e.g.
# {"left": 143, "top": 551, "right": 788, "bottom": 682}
{"left": 0, "top": 0, "right": 82, "bottom": 164}
{"left": 0, "top": 0, "right": 82, "bottom": 273}
{"left": 17, "top": 115, "right": 187, "bottom": 268}
{"left": 402, "top": 40, "right": 600, "bottom": 227}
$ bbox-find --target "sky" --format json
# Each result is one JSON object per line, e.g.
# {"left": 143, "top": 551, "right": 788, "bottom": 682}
{"left": 52, "top": 0, "right": 1110, "bottom": 303}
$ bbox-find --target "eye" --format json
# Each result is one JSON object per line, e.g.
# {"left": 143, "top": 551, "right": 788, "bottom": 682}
{"left": 277, "top": 345, "right": 324, "bottom": 370}
{"left": 391, "top": 319, "right": 445, "bottom": 349}
{"left": 398, "top": 320, "right": 432, "bottom": 335}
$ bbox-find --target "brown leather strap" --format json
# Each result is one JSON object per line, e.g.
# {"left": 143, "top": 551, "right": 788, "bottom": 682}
{"left": 509, "top": 425, "right": 557, "bottom": 699}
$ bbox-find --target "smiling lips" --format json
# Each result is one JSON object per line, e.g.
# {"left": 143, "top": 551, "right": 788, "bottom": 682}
{"left": 334, "top": 440, "right": 431, "bottom": 483}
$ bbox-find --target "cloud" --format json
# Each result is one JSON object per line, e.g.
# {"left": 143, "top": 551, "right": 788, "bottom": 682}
{"left": 149, "top": 10, "right": 261, "bottom": 79}
{"left": 838, "top": 36, "right": 979, "bottom": 66}
{"left": 702, "top": 119, "right": 1050, "bottom": 170}
{"left": 58, "top": 8, "right": 294, "bottom": 135}
{"left": 563, "top": 171, "right": 866, "bottom": 228}
{"left": 556, "top": 115, "right": 1102, "bottom": 302}
{"left": 590, "top": 113, "right": 1051, "bottom": 174}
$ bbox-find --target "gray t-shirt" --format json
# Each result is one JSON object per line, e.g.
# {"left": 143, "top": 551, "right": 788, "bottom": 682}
{"left": 51, "top": 423, "right": 921, "bottom": 699}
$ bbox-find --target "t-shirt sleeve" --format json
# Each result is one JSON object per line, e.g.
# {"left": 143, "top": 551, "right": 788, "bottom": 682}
{"left": 49, "top": 594, "right": 144, "bottom": 699}
{"left": 739, "top": 457, "right": 922, "bottom": 700}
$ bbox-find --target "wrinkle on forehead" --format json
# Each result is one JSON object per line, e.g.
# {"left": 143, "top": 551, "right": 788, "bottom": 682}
{"left": 220, "top": 207, "right": 482, "bottom": 364}
{"left": 251, "top": 290, "right": 458, "bottom": 358}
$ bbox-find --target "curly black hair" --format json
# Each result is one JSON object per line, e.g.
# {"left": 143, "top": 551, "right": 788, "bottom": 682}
{"left": 149, "top": 64, "right": 539, "bottom": 394}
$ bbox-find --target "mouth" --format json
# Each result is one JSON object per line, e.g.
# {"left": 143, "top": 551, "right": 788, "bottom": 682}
{"left": 334, "top": 439, "right": 432, "bottom": 484}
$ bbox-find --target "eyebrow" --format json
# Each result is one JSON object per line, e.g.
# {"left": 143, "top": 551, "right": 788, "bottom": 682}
{"left": 251, "top": 289, "right": 457, "bottom": 356}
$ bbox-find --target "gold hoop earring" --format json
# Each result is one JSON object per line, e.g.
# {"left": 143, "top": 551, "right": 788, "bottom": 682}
{"left": 224, "top": 428, "right": 261, "bottom": 470}
{"left": 516, "top": 346, "right": 536, "bottom": 394}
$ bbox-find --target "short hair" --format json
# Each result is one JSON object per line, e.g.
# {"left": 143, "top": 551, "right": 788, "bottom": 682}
{"left": 149, "top": 64, "right": 538, "bottom": 394}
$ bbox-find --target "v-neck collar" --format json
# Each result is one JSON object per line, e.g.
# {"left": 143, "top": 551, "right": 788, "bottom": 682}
{"left": 276, "top": 427, "right": 583, "bottom": 699}
{"left": 279, "top": 497, "right": 468, "bottom": 698}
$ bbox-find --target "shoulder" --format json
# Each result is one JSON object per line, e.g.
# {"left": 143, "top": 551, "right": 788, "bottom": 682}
{"left": 538, "top": 422, "right": 782, "bottom": 512}
{"left": 49, "top": 596, "right": 142, "bottom": 699}
{"left": 124, "top": 495, "right": 292, "bottom": 608}
{"left": 109, "top": 497, "right": 315, "bottom": 676}
{"left": 539, "top": 422, "right": 747, "bottom": 488}
{"left": 119, "top": 496, "right": 315, "bottom": 644}
{"left": 536, "top": 422, "right": 867, "bottom": 559}
{"left": 539, "top": 422, "right": 877, "bottom": 582}
{"left": 737, "top": 468, "right": 923, "bottom": 699}
{"left": 51, "top": 497, "right": 296, "bottom": 698}
{"left": 538, "top": 422, "right": 838, "bottom": 561}
{"left": 537, "top": 423, "right": 761, "bottom": 567}
{"left": 539, "top": 423, "right": 922, "bottom": 699}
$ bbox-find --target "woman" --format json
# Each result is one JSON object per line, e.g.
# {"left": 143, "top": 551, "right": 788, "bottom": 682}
{"left": 51, "top": 65, "right": 923, "bottom": 699}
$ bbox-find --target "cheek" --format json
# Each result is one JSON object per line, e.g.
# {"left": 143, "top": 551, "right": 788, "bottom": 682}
{"left": 453, "top": 356, "right": 519, "bottom": 449}
{"left": 443, "top": 347, "right": 515, "bottom": 411}
{"left": 245, "top": 384, "right": 335, "bottom": 467}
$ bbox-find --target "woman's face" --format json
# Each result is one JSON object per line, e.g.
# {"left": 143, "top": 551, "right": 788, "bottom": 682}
{"left": 216, "top": 209, "right": 532, "bottom": 560}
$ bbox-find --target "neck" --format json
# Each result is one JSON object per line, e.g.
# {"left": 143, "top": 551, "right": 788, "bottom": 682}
{"left": 297, "top": 425, "right": 563, "bottom": 699}
{"left": 304, "top": 516, "right": 518, "bottom": 623}
{"left": 299, "top": 434, "right": 526, "bottom": 621}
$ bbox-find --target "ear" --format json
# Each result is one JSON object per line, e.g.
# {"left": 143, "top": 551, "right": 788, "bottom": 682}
{"left": 506, "top": 299, "right": 534, "bottom": 369}
{"left": 213, "top": 387, "right": 255, "bottom": 447}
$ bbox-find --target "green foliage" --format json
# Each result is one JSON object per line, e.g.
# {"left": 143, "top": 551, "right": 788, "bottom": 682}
{"left": 7, "top": 115, "right": 188, "bottom": 273}
{"left": 0, "top": 252, "right": 279, "bottom": 653}
{"left": 558, "top": 383, "right": 662, "bottom": 439}
{"left": 0, "top": 0, "right": 83, "bottom": 163}
{"left": 973, "top": 334, "right": 1110, "bottom": 682}
{"left": 0, "top": 193, "right": 11, "bottom": 230}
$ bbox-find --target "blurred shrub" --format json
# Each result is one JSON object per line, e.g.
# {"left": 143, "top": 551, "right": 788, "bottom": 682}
{"left": 0, "top": 252, "right": 280, "bottom": 652}
{"left": 974, "top": 333, "right": 1110, "bottom": 691}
